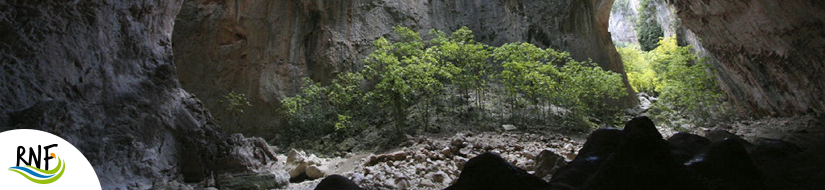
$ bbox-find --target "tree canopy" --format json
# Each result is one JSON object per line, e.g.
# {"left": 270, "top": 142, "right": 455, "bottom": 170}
{"left": 282, "top": 26, "right": 627, "bottom": 140}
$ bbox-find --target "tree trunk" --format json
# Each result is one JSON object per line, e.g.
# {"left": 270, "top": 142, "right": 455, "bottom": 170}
{"left": 392, "top": 91, "right": 406, "bottom": 136}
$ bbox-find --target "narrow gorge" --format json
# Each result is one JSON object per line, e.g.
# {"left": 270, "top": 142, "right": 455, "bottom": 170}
{"left": 1, "top": 0, "right": 823, "bottom": 189}
{"left": 171, "top": 0, "right": 634, "bottom": 135}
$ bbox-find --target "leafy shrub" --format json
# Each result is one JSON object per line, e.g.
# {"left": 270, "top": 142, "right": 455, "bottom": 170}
{"left": 280, "top": 78, "right": 337, "bottom": 139}
{"left": 223, "top": 91, "right": 252, "bottom": 117}
{"left": 618, "top": 45, "right": 657, "bottom": 94}
{"left": 619, "top": 37, "right": 725, "bottom": 125}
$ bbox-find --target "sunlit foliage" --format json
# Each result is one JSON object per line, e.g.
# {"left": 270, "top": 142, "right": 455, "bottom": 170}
{"left": 619, "top": 37, "right": 725, "bottom": 124}
{"left": 282, "top": 26, "right": 627, "bottom": 138}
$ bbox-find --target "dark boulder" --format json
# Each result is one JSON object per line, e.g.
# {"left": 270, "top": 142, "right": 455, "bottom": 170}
{"left": 668, "top": 132, "right": 713, "bottom": 164}
{"left": 217, "top": 171, "right": 290, "bottom": 190}
{"left": 686, "top": 138, "right": 765, "bottom": 190}
{"left": 314, "top": 175, "right": 363, "bottom": 190}
{"left": 749, "top": 138, "right": 824, "bottom": 189}
{"left": 446, "top": 152, "right": 550, "bottom": 190}
{"left": 704, "top": 130, "right": 755, "bottom": 151}
{"left": 577, "top": 128, "right": 624, "bottom": 159}
{"left": 534, "top": 149, "right": 567, "bottom": 180}
{"left": 549, "top": 128, "right": 622, "bottom": 188}
{"left": 581, "top": 116, "right": 699, "bottom": 190}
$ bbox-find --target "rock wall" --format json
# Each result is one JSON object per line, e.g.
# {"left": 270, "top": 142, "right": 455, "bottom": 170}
{"left": 608, "top": 0, "right": 640, "bottom": 46}
{"left": 610, "top": 0, "right": 704, "bottom": 50}
{"left": 614, "top": 0, "right": 723, "bottom": 100}
{"left": 668, "top": 0, "right": 825, "bottom": 117}
{"left": 0, "top": 1, "right": 275, "bottom": 189}
{"left": 173, "top": 0, "right": 636, "bottom": 135}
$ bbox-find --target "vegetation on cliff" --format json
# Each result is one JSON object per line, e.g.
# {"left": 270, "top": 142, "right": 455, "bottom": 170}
{"left": 619, "top": 37, "right": 727, "bottom": 129}
{"left": 281, "top": 26, "right": 626, "bottom": 144}
{"left": 636, "top": 0, "right": 664, "bottom": 51}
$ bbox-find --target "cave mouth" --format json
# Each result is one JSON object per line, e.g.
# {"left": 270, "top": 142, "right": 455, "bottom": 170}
{"left": 2, "top": 0, "right": 824, "bottom": 189}
{"left": 166, "top": 0, "right": 825, "bottom": 153}
{"left": 168, "top": 0, "right": 825, "bottom": 185}
{"left": 168, "top": 0, "right": 649, "bottom": 141}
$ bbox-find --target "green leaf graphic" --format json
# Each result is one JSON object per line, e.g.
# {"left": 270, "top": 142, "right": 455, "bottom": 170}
{"left": 8, "top": 157, "right": 65, "bottom": 184}
{"left": 24, "top": 156, "right": 62, "bottom": 174}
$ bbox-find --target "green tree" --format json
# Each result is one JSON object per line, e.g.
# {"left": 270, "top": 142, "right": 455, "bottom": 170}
{"left": 327, "top": 72, "right": 365, "bottom": 129}
{"left": 281, "top": 26, "right": 630, "bottom": 143}
{"left": 619, "top": 37, "right": 725, "bottom": 125}
{"left": 493, "top": 42, "right": 553, "bottom": 121}
{"left": 557, "top": 60, "right": 626, "bottom": 124}
{"left": 494, "top": 42, "right": 625, "bottom": 127}
{"left": 281, "top": 78, "right": 335, "bottom": 138}
{"left": 363, "top": 37, "right": 410, "bottom": 134}
{"left": 649, "top": 37, "right": 722, "bottom": 117}
{"left": 280, "top": 73, "right": 368, "bottom": 140}
{"left": 618, "top": 45, "right": 657, "bottom": 93}
{"left": 428, "top": 27, "right": 491, "bottom": 115}
{"left": 362, "top": 26, "right": 456, "bottom": 135}
{"left": 636, "top": 0, "right": 664, "bottom": 51}
{"left": 279, "top": 80, "right": 337, "bottom": 151}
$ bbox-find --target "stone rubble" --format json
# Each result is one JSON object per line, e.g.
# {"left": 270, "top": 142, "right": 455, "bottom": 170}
{"left": 275, "top": 131, "right": 583, "bottom": 189}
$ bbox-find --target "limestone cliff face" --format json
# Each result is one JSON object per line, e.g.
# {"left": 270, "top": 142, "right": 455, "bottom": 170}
{"left": 0, "top": 1, "right": 275, "bottom": 189}
{"left": 609, "top": 0, "right": 640, "bottom": 45}
{"left": 668, "top": 0, "right": 825, "bottom": 117}
{"left": 173, "top": 0, "right": 635, "bottom": 134}
{"left": 611, "top": 0, "right": 722, "bottom": 97}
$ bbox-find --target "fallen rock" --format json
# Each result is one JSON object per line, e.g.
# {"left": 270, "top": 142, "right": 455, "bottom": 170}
{"left": 516, "top": 159, "right": 536, "bottom": 171}
{"left": 287, "top": 149, "right": 306, "bottom": 165}
{"left": 522, "top": 150, "right": 537, "bottom": 160}
{"left": 306, "top": 165, "right": 329, "bottom": 179}
{"left": 286, "top": 149, "right": 308, "bottom": 178}
{"left": 451, "top": 137, "right": 467, "bottom": 147}
{"left": 426, "top": 170, "right": 452, "bottom": 185}
{"left": 454, "top": 157, "right": 469, "bottom": 171}
{"left": 534, "top": 149, "right": 567, "bottom": 179}
{"left": 686, "top": 138, "right": 765, "bottom": 189}
{"left": 289, "top": 172, "right": 309, "bottom": 183}
{"left": 749, "top": 138, "right": 824, "bottom": 189}
{"left": 419, "top": 178, "right": 437, "bottom": 187}
{"left": 217, "top": 171, "right": 289, "bottom": 190}
{"left": 441, "top": 147, "right": 453, "bottom": 157}
{"left": 458, "top": 144, "right": 473, "bottom": 156}
{"left": 446, "top": 152, "right": 549, "bottom": 190}
{"left": 705, "top": 130, "right": 744, "bottom": 143}
{"left": 365, "top": 151, "right": 407, "bottom": 166}
{"left": 394, "top": 177, "right": 411, "bottom": 189}
{"left": 580, "top": 116, "right": 697, "bottom": 190}
{"left": 667, "top": 132, "right": 711, "bottom": 164}
{"left": 314, "top": 174, "right": 363, "bottom": 190}
{"left": 502, "top": 124, "right": 518, "bottom": 131}
{"left": 287, "top": 162, "right": 308, "bottom": 179}
{"left": 550, "top": 128, "right": 621, "bottom": 188}
{"left": 222, "top": 135, "right": 279, "bottom": 173}
{"left": 413, "top": 151, "right": 427, "bottom": 162}
{"left": 348, "top": 173, "right": 368, "bottom": 185}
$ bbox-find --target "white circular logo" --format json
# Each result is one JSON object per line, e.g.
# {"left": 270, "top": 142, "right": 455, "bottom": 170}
{"left": 0, "top": 129, "right": 101, "bottom": 189}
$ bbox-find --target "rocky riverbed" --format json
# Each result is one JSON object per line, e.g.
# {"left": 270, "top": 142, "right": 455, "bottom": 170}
{"left": 271, "top": 130, "right": 583, "bottom": 190}
{"left": 249, "top": 115, "right": 824, "bottom": 190}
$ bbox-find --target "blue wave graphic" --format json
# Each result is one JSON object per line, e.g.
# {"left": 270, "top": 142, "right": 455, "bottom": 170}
{"left": 8, "top": 166, "right": 55, "bottom": 178}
